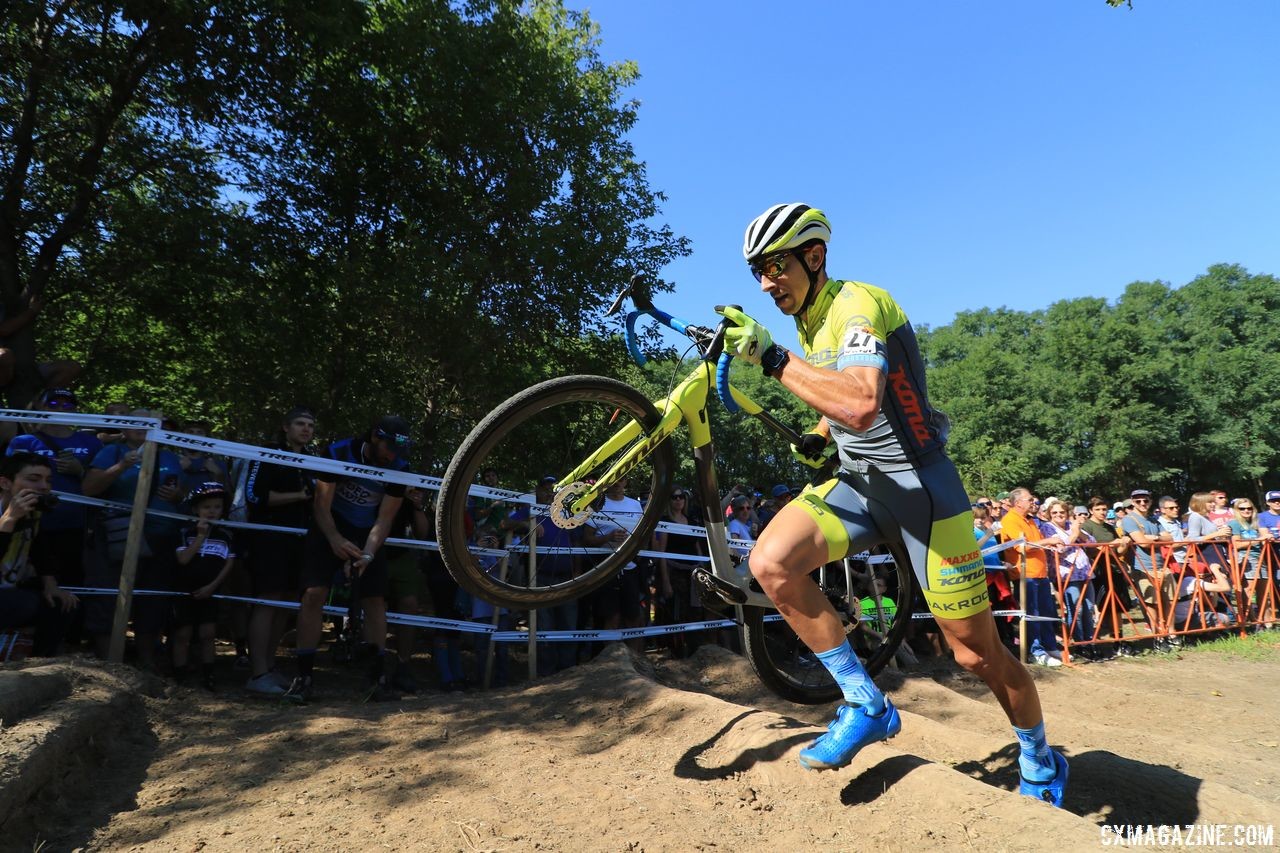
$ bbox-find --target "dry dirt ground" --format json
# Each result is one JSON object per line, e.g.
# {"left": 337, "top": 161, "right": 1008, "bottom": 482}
{"left": 3, "top": 634, "right": 1279, "bottom": 853}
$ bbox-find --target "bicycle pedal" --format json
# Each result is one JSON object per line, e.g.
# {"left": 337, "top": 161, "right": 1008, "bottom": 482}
{"left": 694, "top": 569, "right": 747, "bottom": 605}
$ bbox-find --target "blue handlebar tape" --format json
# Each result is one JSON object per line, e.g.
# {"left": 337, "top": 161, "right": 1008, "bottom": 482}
{"left": 716, "top": 352, "right": 740, "bottom": 414}
{"left": 625, "top": 311, "right": 646, "bottom": 366}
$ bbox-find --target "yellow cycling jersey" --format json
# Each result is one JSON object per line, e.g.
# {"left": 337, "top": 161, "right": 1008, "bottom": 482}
{"left": 795, "top": 279, "right": 950, "bottom": 469}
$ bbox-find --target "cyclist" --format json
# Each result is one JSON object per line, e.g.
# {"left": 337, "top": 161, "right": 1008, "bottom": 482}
{"left": 716, "top": 203, "right": 1067, "bottom": 806}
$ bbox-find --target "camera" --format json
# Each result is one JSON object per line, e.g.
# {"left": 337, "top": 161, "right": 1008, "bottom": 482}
{"left": 33, "top": 493, "right": 60, "bottom": 511}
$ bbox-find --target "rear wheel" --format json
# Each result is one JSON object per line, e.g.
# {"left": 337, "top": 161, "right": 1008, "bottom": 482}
{"left": 741, "top": 541, "right": 916, "bottom": 704}
{"left": 436, "top": 375, "right": 675, "bottom": 610}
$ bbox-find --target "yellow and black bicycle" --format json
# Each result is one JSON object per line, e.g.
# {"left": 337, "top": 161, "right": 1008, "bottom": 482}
{"left": 436, "top": 277, "right": 914, "bottom": 703}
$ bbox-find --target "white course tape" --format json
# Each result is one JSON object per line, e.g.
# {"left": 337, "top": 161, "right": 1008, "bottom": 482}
{"left": 0, "top": 409, "right": 160, "bottom": 430}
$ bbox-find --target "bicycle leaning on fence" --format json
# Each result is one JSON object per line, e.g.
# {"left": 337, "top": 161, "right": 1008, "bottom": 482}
{"left": 435, "top": 276, "right": 916, "bottom": 704}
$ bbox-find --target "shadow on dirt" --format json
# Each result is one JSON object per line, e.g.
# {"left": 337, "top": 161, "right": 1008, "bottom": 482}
{"left": 672, "top": 710, "right": 812, "bottom": 781}
{"left": 954, "top": 742, "right": 1205, "bottom": 824}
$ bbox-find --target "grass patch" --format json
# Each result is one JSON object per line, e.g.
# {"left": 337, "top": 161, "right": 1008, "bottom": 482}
{"left": 1180, "top": 631, "right": 1280, "bottom": 661}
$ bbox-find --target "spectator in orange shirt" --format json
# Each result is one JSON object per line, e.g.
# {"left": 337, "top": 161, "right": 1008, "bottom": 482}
{"left": 999, "top": 487, "right": 1063, "bottom": 667}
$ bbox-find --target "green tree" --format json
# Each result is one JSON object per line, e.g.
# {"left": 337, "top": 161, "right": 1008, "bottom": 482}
{"left": 8, "top": 1, "right": 688, "bottom": 458}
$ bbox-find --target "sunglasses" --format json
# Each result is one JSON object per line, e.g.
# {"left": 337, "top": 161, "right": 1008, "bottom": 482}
{"left": 45, "top": 399, "right": 76, "bottom": 409}
{"left": 749, "top": 251, "right": 792, "bottom": 282}
{"left": 976, "top": 501, "right": 992, "bottom": 507}
{"left": 1238, "top": 506, "right": 1255, "bottom": 511}
{"left": 1132, "top": 497, "right": 1150, "bottom": 503}
{"left": 670, "top": 493, "right": 686, "bottom": 500}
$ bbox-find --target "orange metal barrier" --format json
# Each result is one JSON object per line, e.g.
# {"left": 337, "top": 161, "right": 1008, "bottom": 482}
{"left": 1044, "top": 537, "right": 1277, "bottom": 664}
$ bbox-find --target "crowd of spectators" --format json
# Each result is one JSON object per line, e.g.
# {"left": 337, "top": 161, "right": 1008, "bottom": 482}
{"left": 2, "top": 387, "right": 1276, "bottom": 695}
{"left": 971, "top": 485, "right": 1279, "bottom": 665}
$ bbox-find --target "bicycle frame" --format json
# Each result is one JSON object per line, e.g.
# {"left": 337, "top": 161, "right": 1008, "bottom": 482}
{"left": 556, "top": 292, "right": 806, "bottom": 609}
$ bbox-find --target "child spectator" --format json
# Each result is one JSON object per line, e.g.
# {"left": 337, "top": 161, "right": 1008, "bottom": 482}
{"left": 171, "top": 482, "right": 237, "bottom": 690}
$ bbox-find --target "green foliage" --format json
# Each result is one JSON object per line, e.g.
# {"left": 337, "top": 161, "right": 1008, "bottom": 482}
{"left": 3, "top": 0, "right": 688, "bottom": 461}
{"left": 919, "top": 264, "right": 1280, "bottom": 504}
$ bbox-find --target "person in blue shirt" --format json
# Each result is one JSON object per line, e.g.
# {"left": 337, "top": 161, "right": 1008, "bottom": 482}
{"left": 1258, "top": 490, "right": 1280, "bottom": 535}
{"left": 1118, "top": 488, "right": 1173, "bottom": 647}
{"left": 285, "top": 415, "right": 411, "bottom": 703}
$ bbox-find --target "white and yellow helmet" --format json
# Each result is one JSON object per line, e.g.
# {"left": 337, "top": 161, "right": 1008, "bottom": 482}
{"left": 742, "top": 203, "right": 832, "bottom": 261}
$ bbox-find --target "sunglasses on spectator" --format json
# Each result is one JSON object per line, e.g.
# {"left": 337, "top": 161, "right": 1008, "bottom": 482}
{"left": 45, "top": 399, "right": 76, "bottom": 409}
{"left": 671, "top": 493, "right": 686, "bottom": 500}
{"left": 1132, "top": 497, "right": 1150, "bottom": 503}
{"left": 976, "top": 501, "right": 992, "bottom": 507}
{"left": 1237, "top": 505, "right": 1255, "bottom": 511}
{"left": 749, "top": 251, "right": 792, "bottom": 282}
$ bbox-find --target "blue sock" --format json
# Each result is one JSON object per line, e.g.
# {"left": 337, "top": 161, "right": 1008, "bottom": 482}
{"left": 1013, "top": 720, "right": 1055, "bottom": 782}
{"left": 815, "top": 640, "right": 885, "bottom": 714}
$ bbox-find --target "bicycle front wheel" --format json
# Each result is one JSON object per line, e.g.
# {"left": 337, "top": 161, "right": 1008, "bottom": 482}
{"left": 742, "top": 541, "right": 916, "bottom": 705}
{"left": 436, "top": 375, "right": 675, "bottom": 610}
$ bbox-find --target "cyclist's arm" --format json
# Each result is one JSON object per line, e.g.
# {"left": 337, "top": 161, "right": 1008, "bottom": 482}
{"left": 773, "top": 357, "right": 885, "bottom": 432}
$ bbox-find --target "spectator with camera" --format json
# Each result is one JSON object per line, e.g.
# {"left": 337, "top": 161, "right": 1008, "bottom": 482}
{"left": 6, "top": 389, "right": 102, "bottom": 600}
{"left": 242, "top": 406, "right": 316, "bottom": 696}
{"left": 0, "top": 453, "right": 78, "bottom": 655}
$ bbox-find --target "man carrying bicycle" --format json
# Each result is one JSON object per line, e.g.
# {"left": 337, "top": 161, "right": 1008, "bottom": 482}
{"left": 717, "top": 203, "right": 1067, "bottom": 806}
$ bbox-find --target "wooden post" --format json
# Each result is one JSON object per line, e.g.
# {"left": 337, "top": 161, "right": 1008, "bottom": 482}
{"left": 107, "top": 440, "right": 159, "bottom": 663}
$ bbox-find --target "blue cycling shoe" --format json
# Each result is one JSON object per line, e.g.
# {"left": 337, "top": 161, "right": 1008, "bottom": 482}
{"left": 798, "top": 699, "right": 902, "bottom": 770}
{"left": 1019, "top": 749, "right": 1069, "bottom": 807}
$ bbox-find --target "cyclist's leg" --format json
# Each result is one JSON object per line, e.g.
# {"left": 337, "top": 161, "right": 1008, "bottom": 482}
{"left": 865, "top": 460, "right": 1064, "bottom": 801}
{"left": 755, "top": 477, "right": 902, "bottom": 770}
{"left": 748, "top": 492, "right": 851, "bottom": 654}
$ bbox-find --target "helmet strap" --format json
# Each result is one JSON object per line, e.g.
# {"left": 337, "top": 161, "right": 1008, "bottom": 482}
{"left": 793, "top": 246, "right": 822, "bottom": 312}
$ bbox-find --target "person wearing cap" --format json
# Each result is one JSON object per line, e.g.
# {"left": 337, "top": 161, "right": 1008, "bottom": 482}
{"left": 243, "top": 406, "right": 317, "bottom": 696}
{"left": 285, "top": 414, "right": 411, "bottom": 703}
{"left": 1257, "top": 491, "right": 1280, "bottom": 533}
{"left": 1118, "top": 488, "right": 1173, "bottom": 642}
{"left": 6, "top": 389, "right": 103, "bottom": 599}
{"left": 757, "top": 484, "right": 794, "bottom": 530}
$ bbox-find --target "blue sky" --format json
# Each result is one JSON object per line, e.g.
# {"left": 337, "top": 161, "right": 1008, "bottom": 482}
{"left": 573, "top": 1, "right": 1280, "bottom": 339}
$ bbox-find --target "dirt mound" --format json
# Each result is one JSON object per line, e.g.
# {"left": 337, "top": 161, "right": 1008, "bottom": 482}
{"left": 0, "top": 661, "right": 158, "bottom": 848}
{"left": 7, "top": 638, "right": 1280, "bottom": 851}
